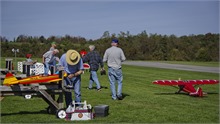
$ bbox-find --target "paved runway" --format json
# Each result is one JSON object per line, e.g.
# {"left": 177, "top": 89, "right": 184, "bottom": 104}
{"left": 123, "top": 61, "right": 219, "bottom": 74}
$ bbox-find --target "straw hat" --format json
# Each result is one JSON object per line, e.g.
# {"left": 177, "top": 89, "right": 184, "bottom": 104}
{"left": 66, "top": 50, "right": 81, "bottom": 65}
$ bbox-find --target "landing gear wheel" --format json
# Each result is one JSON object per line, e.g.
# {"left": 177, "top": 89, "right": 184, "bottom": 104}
{"left": 24, "top": 94, "right": 32, "bottom": 99}
{"left": 56, "top": 109, "right": 66, "bottom": 119}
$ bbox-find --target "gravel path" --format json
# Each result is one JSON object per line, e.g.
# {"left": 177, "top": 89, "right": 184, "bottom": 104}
{"left": 122, "top": 61, "right": 219, "bottom": 74}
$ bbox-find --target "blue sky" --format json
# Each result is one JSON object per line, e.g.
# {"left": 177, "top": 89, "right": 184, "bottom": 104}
{"left": 1, "top": 0, "right": 219, "bottom": 40}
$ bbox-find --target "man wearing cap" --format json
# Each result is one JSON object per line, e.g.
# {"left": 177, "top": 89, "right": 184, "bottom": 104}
{"left": 42, "top": 49, "right": 59, "bottom": 76}
{"left": 50, "top": 42, "right": 57, "bottom": 51}
{"left": 83, "top": 45, "right": 104, "bottom": 91}
{"left": 59, "top": 49, "right": 84, "bottom": 107}
{"left": 103, "top": 39, "right": 126, "bottom": 100}
{"left": 26, "top": 54, "right": 37, "bottom": 66}
{"left": 50, "top": 42, "right": 59, "bottom": 66}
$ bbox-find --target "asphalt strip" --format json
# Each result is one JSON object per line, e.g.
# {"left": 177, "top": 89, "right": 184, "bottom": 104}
{"left": 122, "top": 61, "right": 219, "bottom": 74}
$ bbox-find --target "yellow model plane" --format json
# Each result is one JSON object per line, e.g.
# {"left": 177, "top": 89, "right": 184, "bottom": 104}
{"left": 3, "top": 72, "right": 63, "bottom": 86}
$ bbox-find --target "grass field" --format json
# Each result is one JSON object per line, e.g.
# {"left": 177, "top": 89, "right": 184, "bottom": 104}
{"left": 1, "top": 60, "right": 219, "bottom": 123}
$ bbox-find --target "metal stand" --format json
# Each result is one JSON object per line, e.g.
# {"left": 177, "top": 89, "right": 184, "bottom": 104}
{"left": 5, "top": 58, "right": 13, "bottom": 71}
{"left": 0, "top": 70, "right": 67, "bottom": 119}
{"left": 22, "top": 63, "right": 31, "bottom": 76}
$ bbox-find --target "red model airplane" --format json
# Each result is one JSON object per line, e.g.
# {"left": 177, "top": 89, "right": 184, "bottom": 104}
{"left": 3, "top": 72, "right": 62, "bottom": 86}
{"left": 153, "top": 79, "right": 219, "bottom": 97}
{"left": 83, "top": 63, "right": 90, "bottom": 70}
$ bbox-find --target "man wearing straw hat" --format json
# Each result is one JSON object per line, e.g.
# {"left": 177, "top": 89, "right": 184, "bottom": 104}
{"left": 59, "top": 49, "right": 84, "bottom": 107}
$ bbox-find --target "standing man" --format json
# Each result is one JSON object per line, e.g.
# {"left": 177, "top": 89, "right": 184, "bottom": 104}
{"left": 50, "top": 42, "right": 57, "bottom": 51}
{"left": 83, "top": 45, "right": 104, "bottom": 91}
{"left": 103, "top": 39, "right": 126, "bottom": 100}
{"left": 59, "top": 49, "right": 84, "bottom": 107}
{"left": 42, "top": 49, "right": 59, "bottom": 76}
{"left": 50, "top": 42, "right": 59, "bottom": 66}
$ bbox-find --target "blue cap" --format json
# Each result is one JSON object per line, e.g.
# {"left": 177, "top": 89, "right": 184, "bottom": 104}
{"left": 112, "top": 39, "right": 119, "bottom": 43}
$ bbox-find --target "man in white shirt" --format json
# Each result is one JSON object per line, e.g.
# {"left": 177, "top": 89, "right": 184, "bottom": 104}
{"left": 42, "top": 49, "right": 59, "bottom": 76}
{"left": 103, "top": 39, "right": 126, "bottom": 100}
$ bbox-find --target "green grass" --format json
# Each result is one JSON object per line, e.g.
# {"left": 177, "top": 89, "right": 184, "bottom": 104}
{"left": 0, "top": 57, "right": 42, "bottom": 71}
{"left": 1, "top": 63, "right": 219, "bottom": 123}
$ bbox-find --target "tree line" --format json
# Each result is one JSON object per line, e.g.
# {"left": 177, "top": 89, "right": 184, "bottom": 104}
{"left": 0, "top": 31, "right": 219, "bottom": 61}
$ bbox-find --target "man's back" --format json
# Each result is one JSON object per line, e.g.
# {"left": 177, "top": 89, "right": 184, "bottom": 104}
{"left": 84, "top": 51, "right": 103, "bottom": 71}
{"left": 103, "top": 46, "right": 126, "bottom": 69}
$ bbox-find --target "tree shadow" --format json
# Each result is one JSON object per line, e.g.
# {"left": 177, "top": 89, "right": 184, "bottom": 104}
{"left": 1, "top": 110, "right": 48, "bottom": 117}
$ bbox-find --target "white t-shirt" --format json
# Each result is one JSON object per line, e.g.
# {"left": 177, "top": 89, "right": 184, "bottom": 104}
{"left": 103, "top": 46, "right": 126, "bottom": 69}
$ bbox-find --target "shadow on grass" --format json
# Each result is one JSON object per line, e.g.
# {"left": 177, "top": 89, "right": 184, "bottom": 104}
{"left": 154, "top": 92, "right": 187, "bottom": 95}
{"left": 83, "top": 85, "right": 109, "bottom": 90}
{"left": 154, "top": 92, "right": 218, "bottom": 97}
{"left": 1, "top": 110, "right": 48, "bottom": 117}
{"left": 108, "top": 93, "right": 130, "bottom": 100}
{"left": 205, "top": 92, "right": 219, "bottom": 94}
{"left": 121, "top": 93, "right": 130, "bottom": 100}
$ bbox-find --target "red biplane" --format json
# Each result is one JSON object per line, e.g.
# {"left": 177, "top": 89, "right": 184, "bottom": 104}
{"left": 153, "top": 79, "right": 219, "bottom": 97}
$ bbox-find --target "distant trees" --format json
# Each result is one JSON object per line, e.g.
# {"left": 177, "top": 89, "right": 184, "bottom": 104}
{"left": 0, "top": 32, "right": 219, "bottom": 61}
{"left": 94, "top": 32, "right": 219, "bottom": 61}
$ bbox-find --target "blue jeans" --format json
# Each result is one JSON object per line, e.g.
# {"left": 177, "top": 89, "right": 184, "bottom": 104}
{"left": 89, "top": 71, "right": 101, "bottom": 89}
{"left": 64, "top": 76, "right": 81, "bottom": 107}
{"left": 44, "top": 62, "right": 54, "bottom": 75}
{"left": 108, "top": 67, "right": 123, "bottom": 100}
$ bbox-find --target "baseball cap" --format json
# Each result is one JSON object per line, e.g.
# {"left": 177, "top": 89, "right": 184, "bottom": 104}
{"left": 51, "top": 42, "right": 56, "bottom": 45}
{"left": 112, "top": 39, "right": 119, "bottom": 43}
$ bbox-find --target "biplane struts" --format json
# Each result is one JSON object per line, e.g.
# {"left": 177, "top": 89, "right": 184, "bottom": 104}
{"left": 153, "top": 79, "right": 219, "bottom": 97}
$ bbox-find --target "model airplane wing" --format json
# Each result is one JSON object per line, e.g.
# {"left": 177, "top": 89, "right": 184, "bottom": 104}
{"left": 153, "top": 79, "right": 219, "bottom": 85}
{"left": 3, "top": 72, "right": 62, "bottom": 86}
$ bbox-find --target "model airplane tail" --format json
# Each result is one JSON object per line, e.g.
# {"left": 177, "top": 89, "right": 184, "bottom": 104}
{"left": 3, "top": 73, "right": 19, "bottom": 86}
{"left": 189, "top": 87, "right": 204, "bottom": 97}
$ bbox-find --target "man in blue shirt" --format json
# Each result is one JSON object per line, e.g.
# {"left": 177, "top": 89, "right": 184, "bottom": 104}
{"left": 59, "top": 49, "right": 84, "bottom": 107}
{"left": 83, "top": 45, "right": 104, "bottom": 91}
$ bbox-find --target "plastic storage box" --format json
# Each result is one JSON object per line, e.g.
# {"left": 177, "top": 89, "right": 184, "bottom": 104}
{"left": 94, "top": 105, "right": 109, "bottom": 117}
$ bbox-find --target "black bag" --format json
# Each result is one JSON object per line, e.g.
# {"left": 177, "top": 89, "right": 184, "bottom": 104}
{"left": 100, "top": 69, "right": 106, "bottom": 75}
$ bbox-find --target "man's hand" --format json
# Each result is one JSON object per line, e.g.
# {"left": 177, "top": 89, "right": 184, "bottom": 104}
{"left": 68, "top": 74, "right": 75, "bottom": 78}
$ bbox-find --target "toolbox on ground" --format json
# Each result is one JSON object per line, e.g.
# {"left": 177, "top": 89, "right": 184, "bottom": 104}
{"left": 94, "top": 105, "right": 109, "bottom": 117}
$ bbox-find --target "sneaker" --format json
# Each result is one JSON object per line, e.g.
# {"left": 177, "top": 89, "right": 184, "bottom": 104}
{"left": 97, "top": 88, "right": 101, "bottom": 91}
{"left": 117, "top": 95, "right": 123, "bottom": 100}
{"left": 65, "top": 85, "right": 74, "bottom": 89}
{"left": 87, "top": 87, "right": 92, "bottom": 90}
{"left": 112, "top": 98, "right": 117, "bottom": 100}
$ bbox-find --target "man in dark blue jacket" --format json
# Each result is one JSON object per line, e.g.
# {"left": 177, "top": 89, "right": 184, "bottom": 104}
{"left": 83, "top": 45, "right": 104, "bottom": 91}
